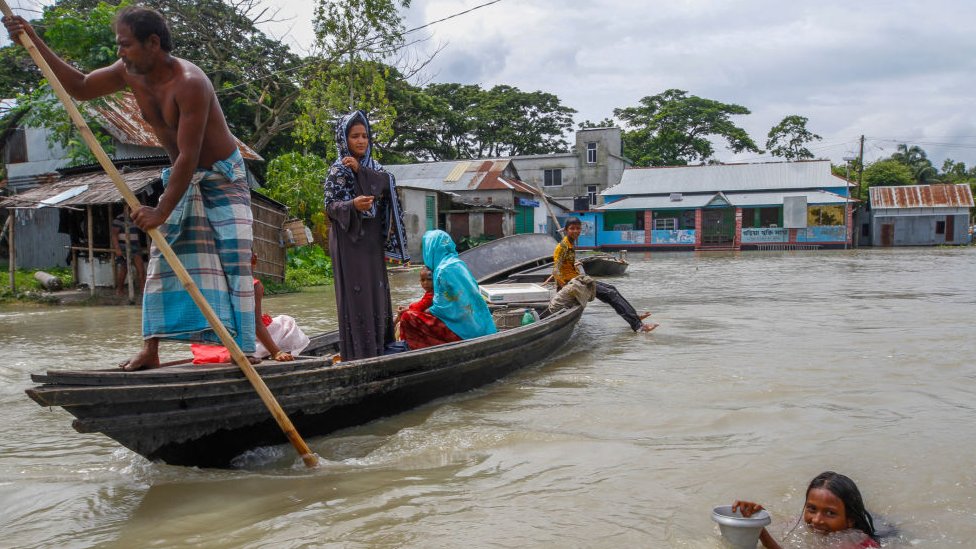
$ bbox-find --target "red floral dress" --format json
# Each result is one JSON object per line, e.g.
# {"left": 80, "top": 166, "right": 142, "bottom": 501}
{"left": 398, "top": 291, "right": 461, "bottom": 350}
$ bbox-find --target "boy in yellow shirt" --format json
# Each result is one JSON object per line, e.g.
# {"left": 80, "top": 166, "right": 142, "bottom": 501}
{"left": 553, "top": 217, "right": 657, "bottom": 332}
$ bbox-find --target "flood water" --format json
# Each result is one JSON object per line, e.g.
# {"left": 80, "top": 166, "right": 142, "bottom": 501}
{"left": 1, "top": 247, "right": 974, "bottom": 548}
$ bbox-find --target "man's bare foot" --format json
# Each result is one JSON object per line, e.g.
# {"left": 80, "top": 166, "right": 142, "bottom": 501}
{"left": 637, "top": 322, "right": 659, "bottom": 333}
{"left": 638, "top": 312, "right": 652, "bottom": 321}
{"left": 118, "top": 348, "right": 161, "bottom": 371}
{"left": 247, "top": 356, "right": 261, "bottom": 365}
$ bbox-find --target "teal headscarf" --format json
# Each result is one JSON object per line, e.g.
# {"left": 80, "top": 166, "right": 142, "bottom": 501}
{"left": 422, "top": 230, "right": 497, "bottom": 340}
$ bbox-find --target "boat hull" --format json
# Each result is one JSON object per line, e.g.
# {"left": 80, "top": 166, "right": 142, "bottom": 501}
{"left": 458, "top": 233, "right": 557, "bottom": 283}
{"left": 580, "top": 256, "right": 628, "bottom": 276}
{"left": 27, "top": 306, "right": 582, "bottom": 468}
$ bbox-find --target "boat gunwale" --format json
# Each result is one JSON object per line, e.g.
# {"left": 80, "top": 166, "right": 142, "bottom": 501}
{"left": 27, "top": 305, "right": 582, "bottom": 407}
{"left": 71, "top": 314, "right": 579, "bottom": 434}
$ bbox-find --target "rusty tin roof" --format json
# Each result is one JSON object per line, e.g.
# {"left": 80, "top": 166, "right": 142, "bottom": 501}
{"left": 90, "top": 93, "right": 263, "bottom": 161}
{"left": 870, "top": 184, "right": 974, "bottom": 209}
{"left": 0, "top": 168, "right": 161, "bottom": 208}
{"left": 386, "top": 158, "right": 537, "bottom": 195}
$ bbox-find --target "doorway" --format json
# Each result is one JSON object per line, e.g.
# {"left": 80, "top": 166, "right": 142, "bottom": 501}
{"left": 880, "top": 224, "right": 894, "bottom": 247}
{"left": 701, "top": 208, "right": 735, "bottom": 245}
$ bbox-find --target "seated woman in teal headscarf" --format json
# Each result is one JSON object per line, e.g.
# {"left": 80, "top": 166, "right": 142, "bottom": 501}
{"left": 398, "top": 230, "right": 497, "bottom": 350}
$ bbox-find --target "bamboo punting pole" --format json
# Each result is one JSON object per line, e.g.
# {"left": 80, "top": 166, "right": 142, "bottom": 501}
{"left": 1, "top": 3, "right": 317, "bottom": 467}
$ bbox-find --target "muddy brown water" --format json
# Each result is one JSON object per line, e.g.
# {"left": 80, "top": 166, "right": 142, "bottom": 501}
{"left": 1, "top": 247, "right": 973, "bottom": 548}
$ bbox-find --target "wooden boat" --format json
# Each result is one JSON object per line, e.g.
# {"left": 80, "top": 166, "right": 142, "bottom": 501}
{"left": 458, "top": 233, "right": 557, "bottom": 283}
{"left": 506, "top": 263, "right": 553, "bottom": 284}
{"left": 580, "top": 253, "right": 629, "bottom": 276}
{"left": 25, "top": 236, "right": 580, "bottom": 468}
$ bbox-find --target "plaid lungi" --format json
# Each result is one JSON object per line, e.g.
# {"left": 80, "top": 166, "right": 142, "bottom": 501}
{"left": 142, "top": 149, "right": 255, "bottom": 352}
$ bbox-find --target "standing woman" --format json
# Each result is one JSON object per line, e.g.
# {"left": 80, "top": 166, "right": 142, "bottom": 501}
{"left": 324, "top": 110, "right": 409, "bottom": 360}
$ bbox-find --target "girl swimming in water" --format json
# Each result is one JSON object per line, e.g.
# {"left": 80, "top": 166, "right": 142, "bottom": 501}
{"left": 733, "top": 471, "right": 880, "bottom": 548}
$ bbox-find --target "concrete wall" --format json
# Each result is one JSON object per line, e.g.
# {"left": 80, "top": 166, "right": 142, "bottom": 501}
{"left": 511, "top": 127, "right": 627, "bottom": 210}
{"left": 512, "top": 153, "right": 579, "bottom": 206}
{"left": 575, "top": 127, "right": 625, "bottom": 203}
{"left": 6, "top": 127, "right": 66, "bottom": 184}
{"left": 397, "top": 187, "right": 449, "bottom": 259}
{"left": 872, "top": 212, "right": 971, "bottom": 246}
{"left": 469, "top": 212, "right": 485, "bottom": 238}
{"left": 533, "top": 204, "right": 552, "bottom": 234}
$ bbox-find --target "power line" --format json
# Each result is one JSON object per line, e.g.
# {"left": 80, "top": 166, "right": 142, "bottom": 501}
{"left": 402, "top": 0, "right": 502, "bottom": 37}
{"left": 734, "top": 139, "right": 862, "bottom": 163}
{"left": 214, "top": 0, "right": 504, "bottom": 96}
{"left": 868, "top": 138, "right": 976, "bottom": 150}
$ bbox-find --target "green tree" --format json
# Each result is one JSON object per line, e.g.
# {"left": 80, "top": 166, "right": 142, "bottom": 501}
{"left": 12, "top": 1, "right": 124, "bottom": 166}
{"left": 613, "top": 89, "right": 761, "bottom": 166}
{"left": 418, "top": 82, "right": 483, "bottom": 159}
{"left": 401, "top": 83, "right": 575, "bottom": 160}
{"left": 940, "top": 159, "right": 972, "bottom": 183}
{"left": 259, "top": 152, "right": 330, "bottom": 241}
{"left": 473, "top": 85, "right": 575, "bottom": 157}
{"left": 293, "top": 0, "right": 411, "bottom": 153}
{"left": 578, "top": 118, "right": 617, "bottom": 130}
{"left": 294, "top": 58, "right": 398, "bottom": 156}
{"left": 5, "top": 0, "right": 304, "bottom": 158}
{"left": 891, "top": 143, "right": 938, "bottom": 184}
{"left": 0, "top": 42, "right": 41, "bottom": 97}
{"left": 861, "top": 159, "right": 914, "bottom": 199}
{"left": 381, "top": 69, "right": 454, "bottom": 162}
{"left": 766, "top": 115, "right": 821, "bottom": 160}
{"left": 940, "top": 159, "right": 976, "bottom": 212}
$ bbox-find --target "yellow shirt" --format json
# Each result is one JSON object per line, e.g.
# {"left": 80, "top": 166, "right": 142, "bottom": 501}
{"left": 553, "top": 236, "right": 579, "bottom": 289}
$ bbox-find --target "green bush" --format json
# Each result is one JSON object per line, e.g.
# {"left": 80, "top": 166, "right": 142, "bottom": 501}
{"left": 456, "top": 235, "right": 494, "bottom": 252}
{"left": 0, "top": 266, "right": 74, "bottom": 303}
{"left": 285, "top": 245, "right": 333, "bottom": 287}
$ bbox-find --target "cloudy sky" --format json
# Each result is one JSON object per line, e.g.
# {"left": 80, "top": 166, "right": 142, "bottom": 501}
{"left": 258, "top": 0, "right": 976, "bottom": 168}
{"left": 6, "top": 0, "right": 976, "bottom": 168}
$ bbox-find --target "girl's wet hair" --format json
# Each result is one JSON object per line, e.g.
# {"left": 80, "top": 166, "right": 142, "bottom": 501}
{"left": 419, "top": 266, "right": 432, "bottom": 279}
{"left": 807, "top": 471, "right": 878, "bottom": 542}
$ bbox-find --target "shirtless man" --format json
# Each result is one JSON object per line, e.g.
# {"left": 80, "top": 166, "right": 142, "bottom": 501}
{"left": 4, "top": 7, "right": 256, "bottom": 370}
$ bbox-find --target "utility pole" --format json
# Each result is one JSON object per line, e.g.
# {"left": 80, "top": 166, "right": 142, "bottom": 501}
{"left": 843, "top": 156, "right": 857, "bottom": 249}
{"left": 854, "top": 135, "right": 866, "bottom": 247}
{"left": 857, "top": 135, "right": 865, "bottom": 200}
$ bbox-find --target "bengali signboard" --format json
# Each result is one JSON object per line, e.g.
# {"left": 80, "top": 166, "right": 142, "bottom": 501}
{"left": 741, "top": 228, "right": 788, "bottom": 243}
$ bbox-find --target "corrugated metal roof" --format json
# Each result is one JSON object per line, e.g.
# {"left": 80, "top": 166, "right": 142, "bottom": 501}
{"left": 725, "top": 190, "right": 850, "bottom": 207}
{"left": 386, "top": 159, "right": 531, "bottom": 194}
{"left": 597, "top": 189, "right": 850, "bottom": 211}
{"left": 605, "top": 160, "right": 848, "bottom": 196}
{"left": 444, "top": 161, "right": 470, "bottom": 181}
{"left": 89, "top": 92, "right": 264, "bottom": 161}
{"left": 0, "top": 168, "right": 161, "bottom": 208}
{"left": 473, "top": 160, "right": 514, "bottom": 191}
{"left": 498, "top": 177, "right": 541, "bottom": 196}
{"left": 598, "top": 194, "right": 715, "bottom": 210}
{"left": 869, "top": 184, "right": 974, "bottom": 209}
{"left": 386, "top": 161, "right": 466, "bottom": 190}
